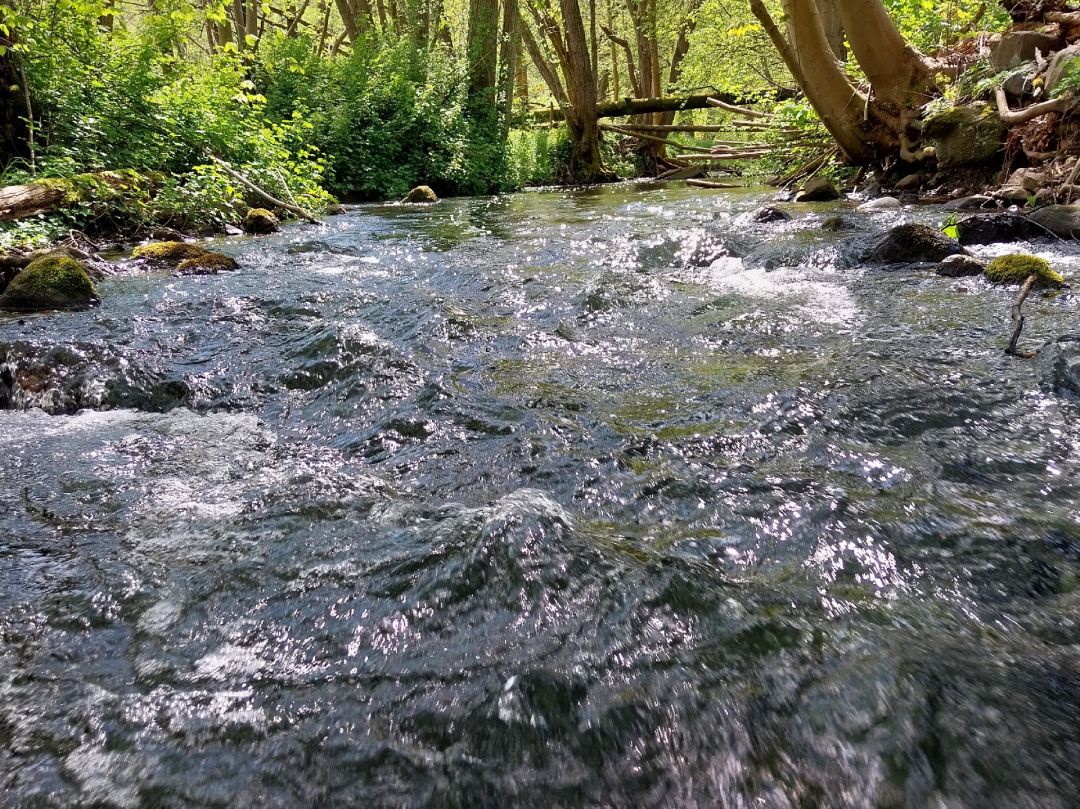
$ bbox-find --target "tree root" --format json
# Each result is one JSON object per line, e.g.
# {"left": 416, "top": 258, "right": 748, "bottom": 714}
{"left": 995, "top": 88, "right": 1070, "bottom": 125}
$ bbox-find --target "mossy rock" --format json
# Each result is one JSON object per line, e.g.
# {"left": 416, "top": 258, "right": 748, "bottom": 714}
{"left": 177, "top": 252, "right": 239, "bottom": 275}
{"left": 243, "top": 208, "right": 279, "bottom": 234}
{"left": 402, "top": 185, "right": 439, "bottom": 204}
{"left": 921, "top": 102, "right": 1006, "bottom": 169}
{"left": 0, "top": 254, "right": 99, "bottom": 312}
{"left": 132, "top": 241, "right": 209, "bottom": 263}
{"left": 984, "top": 254, "right": 1064, "bottom": 287}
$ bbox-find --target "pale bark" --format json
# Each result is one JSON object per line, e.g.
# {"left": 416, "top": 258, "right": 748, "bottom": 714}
{"left": 834, "top": 0, "right": 936, "bottom": 107}
{"left": 751, "top": 0, "right": 871, "bottom": 161}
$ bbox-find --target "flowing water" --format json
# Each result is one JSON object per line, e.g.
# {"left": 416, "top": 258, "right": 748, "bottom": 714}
{"left": 1, "top": 185, "right": 1079, "bottom": 808}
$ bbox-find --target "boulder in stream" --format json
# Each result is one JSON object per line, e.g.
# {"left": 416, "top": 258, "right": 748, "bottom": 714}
{"left": 984, "top": 254, "right": 1064, "bottom": 287}
{"left": 955, "top": 213, "right": 1042, "bottom": 245}
{"left": 0, "top": 254, "right": 99, "bottom": 312}
{"left": 857, "top": 197, "right": 901, "bottom": 212}
{"left": 935, "top": 254, "right": 986, "bottom": 277}
{"left": 402, "top": 185, "right": 439, "bottom": 204}
{"left": 132, "top": 241, "right": 211, "bottom": 263}
{"left": 794, "top": 176, "right": 840, "bottom": 202}
{"left": 243, "top": 208, "right": 280, "bottom": 234}
{"left": 1042, "top": 334, "right": 1080, "bottom": 395}
{"left": 860, "top": 223, "right": 967, "bottom": 264}
{"left": 751, "top": 206, "right": 792, "bottom": 223}
{"left": 1027, "top": 204, "right": 1080, "bottom": 238}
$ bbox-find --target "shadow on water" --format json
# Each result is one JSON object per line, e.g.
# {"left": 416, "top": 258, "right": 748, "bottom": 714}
{"left": 1, "top": 183, "right": 1079, "bottom": 808}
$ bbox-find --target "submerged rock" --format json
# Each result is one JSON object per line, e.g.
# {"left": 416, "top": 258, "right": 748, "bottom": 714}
{"left": 1043, "top": 334, "right": 1080, "bottom": 395}
{"left": 751, "top": 206, "right": 792, "bottom": 223}
{"left": 794, "top": 176, "right": 840, "bottom": 202}
{"left": 176, "top": 252, "right": 239, "bottom": 274}
{"left": 243, "top": 207, "right": 280, "bottom": 234}
{"left": 1027, "top": 205, "right": 1080, "bottom": 238}
{"left": 955, "top": 213, "right": 1042, "bottom": 245}
{"left": 0, "top": 254, "right": 99, "bottom": 312}
{"left": 860, "top": 223, "right": 967, "bottom": 264}
{"left": 922, "top": 103, "right": 1006, "bottom": 169}
{"left": 402, "top": 185, "right": 439, "bottom": 204}
{"left": 935, "top": 254, "right": 986, "bottom": 277}
{"left": 984, "top": 254, "right": 1064, "bottom": 287}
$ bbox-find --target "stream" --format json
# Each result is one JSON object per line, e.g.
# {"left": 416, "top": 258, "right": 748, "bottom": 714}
{"left": 1, "top": 184, "right": 1079, "bottom": 808}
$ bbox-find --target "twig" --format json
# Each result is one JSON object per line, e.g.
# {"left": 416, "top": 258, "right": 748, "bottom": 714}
{"left": 706, "top": 97, "right": 770, "bottom": 119}
{"left": 600, "top": 124, "right": 714, "bottom": 153}
{"left": 208, "top": 155, "right": 321, "bottom": 224}
{"left": 1006, "top": 274, "right": 1038, "bottom": 358}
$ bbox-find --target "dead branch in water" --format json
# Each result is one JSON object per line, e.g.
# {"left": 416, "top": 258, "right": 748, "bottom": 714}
{"left": 1006, "top": 274, "right": 1039, "bottom": 358}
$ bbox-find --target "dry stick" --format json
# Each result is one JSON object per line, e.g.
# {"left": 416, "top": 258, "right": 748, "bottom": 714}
{"left": 706, "top": 96, "right": 770, "bottom": 119}
{"left": 599, "top": 123, "right": 714, "bottom": 153}
{"left": 1006, "top": 274, "right": 1039, "bottom": 358}
{"left": 686, "top": 178, "right": 740, "bottom": 188}
{"left": 208, "top": 155, "right": 321, "bottom": 224}
{"left": 675, "top": 151, "right": 773, "bottom": 160}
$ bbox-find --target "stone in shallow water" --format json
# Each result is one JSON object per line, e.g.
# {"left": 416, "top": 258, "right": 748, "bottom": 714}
{"left": 751, "top": 206, "right": 792, "bottom": 223}
{"left": 402, "top": 185, "right": 439, "bottom": 204}
{"left": 1042, "top": 335, "right": 1080, "bottom": 395}
{"left": 860, "top": 223, "right": 967, "bottom": 264}
{"left": 935, "top": 254, "right": 986, "bottom": 277}
{"left": 794, "top": 176, "right": 840, "bottom": 202}
{"left": 0, "top": 254, "right": 99, "bottom": 312}
{"left": 1028, "top": 204, "right": 1080, "bottom": 239}
{"left": 955, "top": 213, "right": 1041, "bottom": 245}
{"left": 857, "top": 197, "right": 901, "bottom": 212}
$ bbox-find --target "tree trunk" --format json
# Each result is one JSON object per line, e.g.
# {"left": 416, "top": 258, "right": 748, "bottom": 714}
{"left": 834, "top": 0, "right": 936, "bottom": 108}
{"left": 750, "top": 0, "right": 878, "bottom": 162}
{"left": 559, "top": 0, "right": 605, "bottom": 181}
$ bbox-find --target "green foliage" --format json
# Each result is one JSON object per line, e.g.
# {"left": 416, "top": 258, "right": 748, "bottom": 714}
{"left": 941, "top": 213, "right": 959, "bottom": 240}
{"left": 885, "top": 0, "right": 1009, "bottom": 53}
{"left": 1051, "top": 58, "right": 1080, "bottom": 99}
{"left": 985, "top": 254, "right": 1064, "bottom": 287}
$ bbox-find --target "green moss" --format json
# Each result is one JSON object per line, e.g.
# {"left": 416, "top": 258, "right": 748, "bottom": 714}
{"left": 984, "top": 253, "right": 1064, "bottom": 287}
{"left": 176, "top": 252, "right": 238, "bottom": 274}
{"left": 0, "top": 254, "right": 98, "bottom": 311}
{"left": 132, "top": 241, "right": 208, "bottom": 262}
{"left": 243, "top": 208, "right": 279, "bottom": 233}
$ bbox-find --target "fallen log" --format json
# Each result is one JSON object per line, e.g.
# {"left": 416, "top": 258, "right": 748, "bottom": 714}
{"left": 676, "top": 151, "right": 772, "bottom": 161}
{"left": 686, "top": 179, "right": 741, "bottom": 188}
{"left": 706, "top": 97, "right": 770, "bottom": 119}
{"left": 0, "top": 171, "right": 158, "bottom": 222}
{"left": 532, "top": 90, "right": 794, "bottom": 124}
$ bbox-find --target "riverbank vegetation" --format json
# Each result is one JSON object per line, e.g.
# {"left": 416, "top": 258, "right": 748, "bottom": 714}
{"left": 5, "top": 0, "right": 1080, "bottom": 247}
